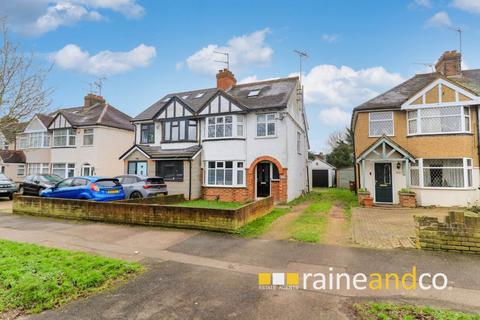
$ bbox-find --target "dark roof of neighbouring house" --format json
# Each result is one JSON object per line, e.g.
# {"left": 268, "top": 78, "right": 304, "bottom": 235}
{"left": 133, "top": 77, "right": 299, "bottom": 121}
{"left": 52, "top": 103, "right": 134, "bottom": 131}
{"left": 36, "top": 114, "right": 54, "bottom": 127}
{"left": 0, "top": 150, "right": 26, "bottom": 163}
{"left": 353, "top": 69, "right": 480, "bottom": 112}
{"left": 120, "top": 144, "right": 202, "bottom": 160}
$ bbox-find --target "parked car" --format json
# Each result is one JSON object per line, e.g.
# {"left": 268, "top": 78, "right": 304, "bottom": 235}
{"left": 40, "top": 176, "right": 125, "bottom": 201}
{"left": 0, "top": 174, "right": 17, "bottom": 200}
{"left": 20, "top": 174, "right": 63, "bottom": 196}
{"left": 115, "top": 174, "right": 167, "bottom": 199}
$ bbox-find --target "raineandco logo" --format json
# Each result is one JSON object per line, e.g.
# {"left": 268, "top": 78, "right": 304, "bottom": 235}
{"left": 258, "top": 266, "right": 449, "bottom": 291}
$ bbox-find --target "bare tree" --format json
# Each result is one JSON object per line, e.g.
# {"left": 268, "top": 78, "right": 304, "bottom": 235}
{"left": 0, "top": 19, "right": 52, "bottom": 140}
{"left": 327, "top": 130, "right": 346, "bottom": 150}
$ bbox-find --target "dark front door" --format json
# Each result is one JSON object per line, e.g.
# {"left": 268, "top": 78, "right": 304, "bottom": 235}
{"left": 374, "top": 163, "right": 393, "bottom": 203}
{"left": 312, "top": 170, "right": 329, "bottom": 187}
{"left": 257, "top": 163, "right": 271, "bottom": 197}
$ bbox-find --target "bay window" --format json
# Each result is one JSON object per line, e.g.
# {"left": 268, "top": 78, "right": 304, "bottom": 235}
{"left": 18, "top": 133, "right": 50, "bottom": 149}
{"left": 206, "top": 161, "right": 245, "bottom": 186}
{"left": 410, "top": 158, "right": 473, "bottom": 188}
{"left": 407, "top": 106, "right": 471, "bottom": 135}
{"left": 52, "top": 163, "right": 75, "bottom": 178}
{"left": 53, "top": 129, "right": 76, "bottom": 147}
{"left": 156, "top": 160, "right": 183, "bottom": 181}
{"left": 27, "top": 163, "right": 50, "bottom": 175}
{"left": 257, "top": 113, "right": 276, "bottom": 137}
{"left": 207, "top": 115, "right": 244, "bottom": 139}
{"left": 163, "top": 120, "right": 197, "bottom": 142}
{"left": 369, "top": 111, "right": 394, "bottom": 136}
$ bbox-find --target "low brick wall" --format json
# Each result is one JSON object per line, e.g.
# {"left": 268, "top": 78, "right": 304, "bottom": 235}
{"left": 415, "top": 211, "right": 480, "bottom": 254}
{"left": 12, "top": 195, "right": 273, "bottom": 232}
{"left": 119, "top": 194, "right": 185, "bottom": 204}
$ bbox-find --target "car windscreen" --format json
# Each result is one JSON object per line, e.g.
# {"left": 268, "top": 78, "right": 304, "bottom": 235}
{"left": 146, "top": 178, "right": 165, "bottom": 185}
{"left": 0, "top": 174, "right": 9, "bottom": 181}
{"left": 95, "top": 179, "right": 120, "bottom": 187}
{"left": 39, "top": 175, "right": 62, "bottom": 183}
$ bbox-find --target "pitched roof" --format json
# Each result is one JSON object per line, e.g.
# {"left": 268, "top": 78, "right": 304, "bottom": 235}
{"left": 36, "top": 114, "right": 54, "bottom": 127}
{"left": 0, "top": 150, "right": 26, "bottom": 163}
{"left": 53, "top": 103, "right": 134, "bottom": 131}
{"left": 353, "top": 69, "right": 480, "bottom": 112}
{"left": 133, "top": 77, "right": 299, "bottom": 121}
{"left": 120, "top": 144, "right": 202, "bottom": 160}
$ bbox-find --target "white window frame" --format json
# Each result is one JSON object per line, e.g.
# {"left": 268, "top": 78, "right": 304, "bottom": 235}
{"left": 368, "top": 111, "right": 394, "bottom": 137}
{"left": 256, "top": 113, "right": 277, "bottom": 138}
{"left": 27, "top": 163, "right": 50, "bottom": 175}
{"left": 206, "top": 115, "right": 245, "bottom": 139}
{"left": 17, "top": 164, "right": 25, "bottom": 177}
{"left": 53, "top": 129, "right": 76, "bottom": 147}
{"left": 52, "top": 163, "right": 75, "bottom": 178}
{"left": 406, "top": 106, "right": 471, "bottom": 136}
{"left": 205, "top": 160, "right": 246, "bottom": 187}
{"left": 83, "top": 128, "right": 94, "bottom": 146}
{"left": 410, "top": 158, "right": 473, "bottom": 189}
{"left": 82, "top": 163, "right": 94, "bottom": 176}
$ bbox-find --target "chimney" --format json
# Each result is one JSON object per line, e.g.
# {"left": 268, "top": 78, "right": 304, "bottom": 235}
{"left": 216, "top": 68, "right": 237, "bottom": 91}
{"left": 435, "top": 50, "right": 462, "bottom": 77}
{"left": 84, "top": 93, "right": 105, "bottom": 108}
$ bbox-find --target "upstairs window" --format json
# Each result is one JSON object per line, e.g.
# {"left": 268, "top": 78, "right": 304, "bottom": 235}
{"left": 368, "top": 111, "right": 393, "bottom": 137}
{"left": 83, "top": 129, "right": 94, "bottom": 145}
{"left": 163, "top": 120, "right": 197, "bottom": 142}
{"left": 206, "top": 115, "right": 244, "bottom": 139}
{"left": 53, "top": 129, "right": 76, "bottom": 147}
{"left": 140, "top": 123, "right": 155, "bottom": 144}
{"left": 407, "top": 106, "right": 470, "bottom": 135}
{"left": 257, "top": 113, "right": 276, "bottom": 137}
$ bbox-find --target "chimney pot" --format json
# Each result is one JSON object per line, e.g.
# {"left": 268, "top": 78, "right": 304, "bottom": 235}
{"left": 216, "top": 69, "right": 237, "bottom": 91}
{"left": 435, "top": 50, "right": 462, "bottom": 77}
{"left": 84, "top": 93, "right": 105, "bottom": 108}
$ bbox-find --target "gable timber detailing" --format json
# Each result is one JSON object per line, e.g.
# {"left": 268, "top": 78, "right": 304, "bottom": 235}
{"left": 199, "top": 92, "right": 245, "bottom": 116}
{"left": 49, "top": 113, "right": 72, "bottom": 129}
{"left": 156, "top": 97, "right": 194, "bottom": 119}
{"left": 401, "top": 78, "right": 480, "bottom": 110}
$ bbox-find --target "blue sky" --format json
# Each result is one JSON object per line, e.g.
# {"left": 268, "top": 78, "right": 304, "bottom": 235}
{"left": 2, "top": 0, "right": 480, "bottom": 152}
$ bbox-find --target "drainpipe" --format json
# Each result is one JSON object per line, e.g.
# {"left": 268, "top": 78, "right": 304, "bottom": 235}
{"left": 188, "top": 158, "right": 192, "bottom": 200}
{"left": 352, "top": 114, "right": 358, "bottom": 194}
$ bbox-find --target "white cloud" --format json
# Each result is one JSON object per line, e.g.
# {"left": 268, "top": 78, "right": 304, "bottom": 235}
{"left": 2, "top": 0, "right": 144, "bottom": 35}
{"left": 451, "top": 0, "right": 480, "bottom": 13}
{"left": 318, "top": 107, "right": 350, "bottom": 126}
{"left": 426, "top": 11, "right": 453, "bottom": 28}
{"left": 414, "top": 0, "right": 432, "bottom": 8}
{"left": 238, "top": 75, "right": 280, "bottom": 84}
{"left": 50, "top": 43, "right": 156, "bottom": 76}
{"left": 186, "top": 29, "right": 273, "bottom": 75}
{"left": 297, "top": 65, "right": 404, "bottom": 108}
{"left": 175, "top": 62, "right": 184, "bottom": 70}
{"left": 321, "top": 34, "right": 339, "bottom": 43}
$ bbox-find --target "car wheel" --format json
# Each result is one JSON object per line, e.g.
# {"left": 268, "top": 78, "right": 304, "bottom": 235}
{"left": 130, "top": 191, "right": 143, "bottom": 199}
{"left": 8, "top": 193, "right": 13, "bottom": 200}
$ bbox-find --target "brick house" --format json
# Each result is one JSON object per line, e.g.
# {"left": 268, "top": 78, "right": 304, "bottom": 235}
{"left": 120, "top": 69, "right": 310, "bottom": 202}
{"left": 352, "top": 51, "right": 480, "bottom": 207}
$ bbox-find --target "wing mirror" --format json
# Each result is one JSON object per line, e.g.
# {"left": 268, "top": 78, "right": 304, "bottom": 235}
{"left": 33, "top": 180, "right": 40, "bottom": 184}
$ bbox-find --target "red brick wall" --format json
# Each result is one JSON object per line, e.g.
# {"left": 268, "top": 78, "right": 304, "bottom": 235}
{"left": 202, "top": 187, "right": 249, "bottom": 202}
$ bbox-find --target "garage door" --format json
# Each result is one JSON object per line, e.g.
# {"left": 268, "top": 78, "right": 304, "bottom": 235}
{"left": 312, "top": 170, "right": 329, "bottom": 188}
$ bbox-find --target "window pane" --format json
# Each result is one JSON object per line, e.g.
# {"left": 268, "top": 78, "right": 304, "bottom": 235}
{"left": 237, "top": 170, "right": 244, "bottom": 185}
{"left": 208, "top": 117, "right": 215, "bottom": 125}
{"left": 266, "top": 114, "right": 275, "bottom": 121}
{"left": 208, "top": 161, "right": 215, "bottom": 168}
{"left": 179, "top": 121, "right": 185, "bottom": 140}
{"left": 267, "top": 123, "right": 275, "bottom": 136}
{"left": 410, "top": 168, "right": 419, "bottom": 186}
{"left": 257, "top": 123, "right": 266, "bottom": 136}
{"left": 237, "top": 124, "right": 244, "bottom": 137}
{"left": 370, "top": 111, "right": 393, "bottom": 121}
{"left": 225, "top": 161, "right": 233, "bottom": 168}
{"left": 208, "top": 125, "right": 215, "bottom": 138}
{"left": 216, "top": 169, "right": 224, "bottom": 185}
{"left": 369, "top": 119, "right": 393, "bottom": 136}
{"left": 408, "top": 120, "right": 417, "bottom": 134}
{"left": 257, "top": 114, "right": 266, "bottom": 122}
{"left": 216, "top": 124, "right": 224, "bottom": 137}
{"left": 225, "top": 116, "right": 233, "bottom": 123}
{"left": 225, "top": 169, "right": 233, "bottom": 185}
{"left": 208, "top": 169, "right": 215, "bottom": 184}
{"left": 188, "top": 124, "right": 197, "bottom": 140}
{"left": 407, "top": 110, "right": 417, "bottom": 119}
{"left": 171, "top": 125, "right": 179, "bottom": 140}
{"left": 225, "top": 124, "right": 232, "bottom": 137}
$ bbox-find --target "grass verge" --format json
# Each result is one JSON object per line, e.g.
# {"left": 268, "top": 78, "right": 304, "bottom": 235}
{"left": 312, "top": 188, "right": 358, "bottom": 220}
{"left": 289, "top": 200, "right": 332, "bottom": 243}
{"left": 0, "top": 240, "right": 141, "bottom": 315}
{"left": 172, "top": 199, "right": 244, "bottom": 209}
{"left": 353, "top": 302, "right": 480, "bottom": 320}
{"left": 236, "top": 207, "right": 291, "bottom": 238}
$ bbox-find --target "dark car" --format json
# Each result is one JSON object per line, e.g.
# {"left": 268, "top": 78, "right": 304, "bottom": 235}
{"left": 40, "top": 176, "right": 125, "bottom": 201}
{"left": 115, "top": 174, "right": 167, "bottom": 199}
{"left": 20, "top": 174, "right": 63, "bottom": 196}
{"left": 0, "top": 174, "right": 17, "bottom": 200}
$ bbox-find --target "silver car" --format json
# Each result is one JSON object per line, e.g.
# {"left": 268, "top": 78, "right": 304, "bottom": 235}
{"left": 115, "top": 174, "right": 168, "bottom": 199}
{"left": 0, "top": 173, "right": 18, "bottom": 200}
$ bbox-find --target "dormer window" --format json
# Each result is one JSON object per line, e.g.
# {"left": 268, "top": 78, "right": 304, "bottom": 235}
{"left": 182, "top": 94, "right": 190, "bottom": 99}
{"left": 162, "top": 97, "right": 171, "bottom": 102}
{"left": 248, "top": 89, "right": 261, "bottom": 97}
{"left": 194, "top": 92, "right": 205, "bottom": 99}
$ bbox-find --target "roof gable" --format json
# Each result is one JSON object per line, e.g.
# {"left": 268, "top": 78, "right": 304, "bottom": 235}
{"left": 356, "top": 136, "right": 415, "bottom": 163}
{"left": 155, "top": 97, "right": 195, "bottom": 119}
{"left": 401, "top": 78, "right": 480, "bottom": 110}
{"left": 198, "top": 91, "right": 246, "bottom": 116}
{"left": 24, "top": 115, "right": 49, "bottom": 133}
{"left": 48, "top": 113, "right": 72, "bottom": 129}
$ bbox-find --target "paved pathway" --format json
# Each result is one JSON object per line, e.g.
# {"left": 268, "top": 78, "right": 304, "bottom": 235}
{"left": 259, "top": 201, "right": 311, "bottom": 240}
{"left": 0, "top": 212, "right": 479, "bottom": 319}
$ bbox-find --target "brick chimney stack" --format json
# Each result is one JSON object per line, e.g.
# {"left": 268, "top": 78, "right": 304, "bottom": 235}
{"left": 216, "top": 68, "right": 237, "bottom": 91}
{"left": 435, "top": 50, "right": 462, "bottom": 77}
{"left": 84, "top": 93, "right": 106, "bottom": 108}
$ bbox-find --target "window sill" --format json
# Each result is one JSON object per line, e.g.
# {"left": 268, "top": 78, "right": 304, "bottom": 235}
{"left": 410, "top": 186, "right": 475, "bottom": 190}
{"left": 51, "top": 146, "right": 76, "bottom": 149}
{"left": 203, "top": 137, "right": 245, "bottom": 141}
{"left": 255, "top": 135, "right": 277, "bottom": 139}
{"left": 407, "top": 132, "right": 473, "bottom": 137}
{"left": 368, "top": 134, "right": 394, "bottom": 138}
{"left": 161, "top": 140, "right": 198, "bottom": 143}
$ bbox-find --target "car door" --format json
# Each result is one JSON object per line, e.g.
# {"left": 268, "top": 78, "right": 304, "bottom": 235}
{"left": 23, "top": 176, "right": 34, "bottom": 195}
{"left": 52, "top": 178, "right": 75, "bottom": 198}
{"left": 31, "top": 176, "right": 43, "bottom": 195}
{"left": 71, "top": 178, "right": 89, "bottom": 199}
{"left": 117, "top": 176, "right": 136, "bottom": 198}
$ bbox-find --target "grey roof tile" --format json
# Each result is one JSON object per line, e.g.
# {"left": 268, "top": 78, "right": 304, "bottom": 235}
{"left": 135, "top": 144, "right": 202, "bottom": 159}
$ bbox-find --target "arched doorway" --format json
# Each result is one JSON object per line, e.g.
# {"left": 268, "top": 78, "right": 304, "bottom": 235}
{"left": 256, "top": 161, "right": 280, "bottom": 198}
{"left": 249, "top": 156, "right": 287, "bottom": 203}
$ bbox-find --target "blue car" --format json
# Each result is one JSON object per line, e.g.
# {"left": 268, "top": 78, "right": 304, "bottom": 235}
{"left": 40, "top": 176, "right": 125, "bottom": 202}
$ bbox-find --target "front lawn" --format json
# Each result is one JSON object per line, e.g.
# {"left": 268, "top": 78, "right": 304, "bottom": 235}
{"left": 354, "top": 302, "right": 480, "bottom": 320}
{"left": 0, "top": 240, "right": 141, "bottom": 316}
{"left": 237, "top": 207, "right": 291, "bottom": 238}
{"left": 172, "top": 199, "right": 244, "bottom": 209}
{"left": 289, "top": 201, "right": 331, "bottom": 242}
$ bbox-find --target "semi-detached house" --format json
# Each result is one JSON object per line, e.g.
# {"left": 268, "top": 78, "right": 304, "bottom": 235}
{"left": 15, "top": 94, "right": 134, "bottom": 180}
{"left": 120, "top": 69, "right": 310, "bottom": 202}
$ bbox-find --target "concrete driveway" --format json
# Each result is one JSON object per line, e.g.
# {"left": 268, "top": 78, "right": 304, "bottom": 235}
{"left": 0, "top": 212, "right": 479, "bottom": 319}
{"left": 0, "top": 199, "right": 12, "bottom": 212}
